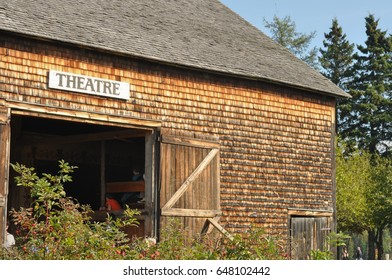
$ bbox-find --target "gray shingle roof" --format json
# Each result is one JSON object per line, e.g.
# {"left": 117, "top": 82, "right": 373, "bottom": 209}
{"left": 0, "top": 0, "right": 349, "bottom": 98}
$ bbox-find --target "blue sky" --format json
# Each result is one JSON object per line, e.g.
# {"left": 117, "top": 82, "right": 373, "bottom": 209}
{"left": 220, "top": 0, "right": 391, "bottom": 50}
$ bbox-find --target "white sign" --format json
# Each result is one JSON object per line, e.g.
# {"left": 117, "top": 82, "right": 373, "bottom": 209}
{"left": 48, "top": 70, "right": 130, "bottom": 100}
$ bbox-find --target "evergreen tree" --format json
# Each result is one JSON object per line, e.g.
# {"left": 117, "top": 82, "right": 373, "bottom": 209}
{"left": 319, "top": 18, "right": 354, "bottom": 89}
{"left": 263, "top": 15, "right": 318, "bottom": 68}
{"left": 319, "top": 19, "right": 355, "bottom": 135}
{"left": 335, "top": 14, "right": 392, "bottom": 259}
{"left": 343, "top": 14, "right": 392, "bottom": 155}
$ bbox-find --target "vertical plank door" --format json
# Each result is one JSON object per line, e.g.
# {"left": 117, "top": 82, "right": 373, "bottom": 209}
{"left": 0, "top": 106, "right": 10, "bottom": 247}
{"left": 159, "top": 134, "right": 226, "bottom": 239}
{"left": 290, "top": 216, "right": 331, "bottom": 259}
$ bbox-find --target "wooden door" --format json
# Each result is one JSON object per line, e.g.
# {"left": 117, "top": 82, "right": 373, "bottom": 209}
{"left": 290, "top": 216, "right": 331, "bottom": 259}
{"left": 159, "top": 134, "right": 227, "bottom": 239}
{"left": 0, "top": 106, "right": 11, "bottom": 247}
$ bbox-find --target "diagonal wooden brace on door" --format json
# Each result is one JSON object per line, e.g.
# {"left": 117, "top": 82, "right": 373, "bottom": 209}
{"left": 162, "top": 148, "right": 219, "bottom": 210}
{"left": 207, "top": 217, "right": 233, "bottom": 241}
{"left": 201, "top": 215, "right": 234, "bottom": 241}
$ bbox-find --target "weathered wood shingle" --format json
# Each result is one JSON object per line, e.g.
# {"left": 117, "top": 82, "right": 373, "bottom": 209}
{"left": 0, "top": 0, "right": 348, "bottom": 98}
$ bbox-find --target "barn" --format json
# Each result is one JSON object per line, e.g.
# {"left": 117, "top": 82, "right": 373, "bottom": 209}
{"left": 0, "top": 0, "right": 349, "bottom": 259}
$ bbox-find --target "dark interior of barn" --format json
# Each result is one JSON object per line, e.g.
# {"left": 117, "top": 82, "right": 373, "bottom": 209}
{"left": 8, "top": 115, "right": 146, "bottom": 211}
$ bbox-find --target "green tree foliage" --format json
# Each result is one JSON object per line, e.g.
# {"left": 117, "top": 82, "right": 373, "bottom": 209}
{"left": 336, "top": 145, "right": 392, "bottom": 259}
{"left": 319, "top": 18, "right": 355, "bottom": 135}
{"left": 336, "top": 146, "right": 370, "bottom": 233}
{"left": 321, "top": 14, "right": 392, "bottom": 260}
{"left": 342, "top": 15, "right": 392, "bottom": 155}
{"left": 263, "top": 15, "right": 318, "bottom": 68}
{"left": 319, "top": 18, "right": 355, "bottom": 89}
{"left": 366, "top": 156, "right": 392, "bottom": 259}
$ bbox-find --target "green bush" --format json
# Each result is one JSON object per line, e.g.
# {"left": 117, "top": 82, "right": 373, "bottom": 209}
{"left": 2, "top": 160, "right": 287, "bottom": 260}
{"left": 131, "top": 220, "right": 287, "bottom": 260}
{"left": 309, "top": 231, "right": 351, "bottom": 260}
{"left": 310, "top": 249, "right": 333, "bottom": 260}
{"left": 3, "top": 160, "right": 140, "bottom": 260}
{"left": 130, "top": 218, "right": 220, "bottom": 260}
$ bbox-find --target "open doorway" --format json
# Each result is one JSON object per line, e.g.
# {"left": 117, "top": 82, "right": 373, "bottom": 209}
{"left": 8, "top": 115, "right": 153, "bottom": 237}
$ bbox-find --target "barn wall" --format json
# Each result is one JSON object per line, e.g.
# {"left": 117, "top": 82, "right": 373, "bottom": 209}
{"left": 0, "top": 35, "right": 335, "bottom": 237}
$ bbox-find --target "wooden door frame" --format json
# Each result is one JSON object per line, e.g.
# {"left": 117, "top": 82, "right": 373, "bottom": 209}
{"left": 288, "top": 209, "right": 333, "bottom": 259}
{"left": 4, "top": 102, "right": 161, "bottom": 238}
{"left": 0, "top": 105, "right": 11, "bottom": 247}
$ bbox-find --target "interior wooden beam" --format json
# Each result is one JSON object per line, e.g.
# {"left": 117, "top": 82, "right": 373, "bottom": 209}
{"left": 19, "top": 129, "right": 146, "bottom": 146}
